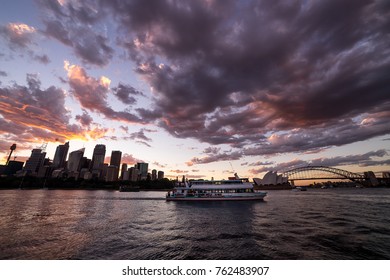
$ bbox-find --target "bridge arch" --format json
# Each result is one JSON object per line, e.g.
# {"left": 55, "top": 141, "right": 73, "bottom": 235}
{"left": 282, "top": 166, "right": 364, "bottom": 182}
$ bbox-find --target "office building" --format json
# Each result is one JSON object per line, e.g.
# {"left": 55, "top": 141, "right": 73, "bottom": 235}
{"left": 136, "top": 162, "right": 148, "bottom": 180}
{"left": 91, "top": 144, "right": 106, "bottom": 171}
{"left": 158, "top": 170, "right": 164, "bottom": 180}
{"left": 52, "top": 142, "right": 69, "bottom": 169}
{"left": 3, "top": 160, "right": 24, "bottom": 176}
{"left": 24, "top": 149, "right": 46, "bottom": 174}
{"left": 121, "top": 163, "right": 128, "bottom": 180}
{"left": 152, "top": 169, "right": 157, "bottom": 180}
{"left": 110, "top": 151, "right": 122, "bottom": 168}
{"left": 106, "top": 165, "right": 119, "bottom": 182}
{"left": 109, "top": 150, "right": 122, "bottom": 180}
{"left": 67, "top": 148, "right": 85, "bottom": 172}
{"left": 122, "top": 170, "right": 130, "bottom": 181}
{"left": 129, "top": 167, "right": 139, "bottom": 182}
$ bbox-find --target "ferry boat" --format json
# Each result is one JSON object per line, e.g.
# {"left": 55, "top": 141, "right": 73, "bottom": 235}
{"left": 166, "top": 173, "right": 267, "bottom": 201}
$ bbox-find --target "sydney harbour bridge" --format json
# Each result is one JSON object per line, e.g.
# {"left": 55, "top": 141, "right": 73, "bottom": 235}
{"left": 265, "top": 165, "right": 390, "bottom": 187}
{"left": 282, "top": 166, "right": 365, "bottom": 182}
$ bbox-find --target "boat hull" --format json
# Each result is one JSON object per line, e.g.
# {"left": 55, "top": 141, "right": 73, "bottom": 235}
{"left": 166, "top": 194, "right": 267, "bottom": 201}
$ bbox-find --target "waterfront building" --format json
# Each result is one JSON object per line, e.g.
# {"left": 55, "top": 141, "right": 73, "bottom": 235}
{"left": 110, "top": 150, "right": 122, "bottom": 180}
{"left": 152, "top": 169, "right": 157, "bottom": 180}
{"left": 110, "top": 151, "right": 122, "bottom": 168}
{"left": 79, "top": 168, "right": 90, "bottom": 179}
{"left": 106, "top": 165, "right": 119, "bottom": 182}
{"left": 80, "top": 157, "right": 91, "bottom": 170}
{"left": 67, "top": 148, "right": 85, "bottom": 172}
{"left": 0, "top": 165, "right": 5, "bottom": 175}
{"left": 129, "top": 167, "right": 139, "bottom": 182}
{"left": 136, "top": 162, "right": 148, "bottom": 180}
{"left": 101, "top": 163, "right": 108, "bottom": 180}
{"left": 364, "top": 171, "right": 379, "bottom": 186}
{"left": 83, "top": 171, "right": 93, "bottom": 180}
{"left": 253, "top": 171, "right": 288, "bottom": 186}
{"left": 24, "top": 149, "right": 46, "bottom": 175}
{"left": 37, "top": 165, "right": 52, "bottom": 178}
{"left": 158, "top": 170, "right": 164, "bottom": 180}
{"left": 122, "top": 170, "right": 130, "bottom": 181}
{"left": 52, "top": 142, "right": 69, "bottom": 169}
{"left": 90, "top": 144, "right": 106, "bottom": 171}
{"left": 121, "top": 163, "right": 128, "bottom": 180}
{"left": 3, "top": 160, "right": 24, "bottom": 176}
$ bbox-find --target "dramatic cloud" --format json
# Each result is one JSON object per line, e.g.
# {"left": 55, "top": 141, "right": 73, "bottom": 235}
{"left": 104, "top": 0, "right": 390, "bottom": 157}
{"left": 39, "top": 0, "right": 113, "bottom": 66}
{"left": 64, "top": 61, "right": 145, "bottom": 124}
{"left": 121, "top": 153, "right": 144, "bottom": 165}
{"left": 0, "top": 23, "right": 36, "bottom": 48}
{"left": 5, "top": 0, "right": 387, "bottom": 169}
{"left": 75, "top": 110, "right": 93, "bottom": 127}
{"left": 112, "top": 83, "right": 144, "bottom": 105}
{"left": 186, "top": 147, "right": 243, "bottom": 166}
{"left": 0, "top": 74, "right": 108, "bottom": 146}
{"left": 249, "top": 150, "right": 390, "bottom": 175}
{"left": 0, "top": 22, "right": 51, "bottom": 64}
{"left": 127, "top": 128, "right": 154, "bottom": 147}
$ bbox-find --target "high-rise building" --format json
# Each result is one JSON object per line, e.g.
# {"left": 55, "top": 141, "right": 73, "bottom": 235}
{"left": 91, "top": 144, "right": 106, "bottom": 171}
{"left": 110, "top": 151, "right": 122, "bottom": 168}
{"left": 158, "top": 170, "right": 164, "bottom": 180}
{"left": 122, "top": 170, "right": 130, "bottom": 181}
{"left": 67, "top": 148, "right": 85, "bottom": 172}
{"left": 106, "top": 165, "right": 119, "bottom": 182}
{"left": 24, "top": 149, "right": 46, "bottom": 174}
{"left": 129, "top": 167, "right": 139, "bottom": 182}
{"left": 136, "top": 162, "right": 148, "bottom": 180}
{"left": 109, "top": 151, "right": 122, "bottom": 180}
{"left": 121, "top": 163, "right": 128, "bottom": 180}
{"left": 152, "top": 169, "right": 157, "bottom": 180}
{"left": 52, "top": 141, "right": 69, "bottom": 168}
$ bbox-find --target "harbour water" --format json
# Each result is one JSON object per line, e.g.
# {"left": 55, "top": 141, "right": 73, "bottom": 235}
{"left": 0, "top": 188, "right": 389, "bottom": 259}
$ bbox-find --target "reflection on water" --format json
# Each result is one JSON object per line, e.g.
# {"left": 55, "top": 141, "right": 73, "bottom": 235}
{"left": 0, "top": 188, "right": 390, "bottom": 259}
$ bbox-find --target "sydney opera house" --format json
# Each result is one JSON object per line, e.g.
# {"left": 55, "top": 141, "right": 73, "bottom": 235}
{"left": 253, "top": 171, "right": 289, "bottom": 186}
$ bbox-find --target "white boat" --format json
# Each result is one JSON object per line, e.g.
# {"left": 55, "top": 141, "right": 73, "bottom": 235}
{"left": 166, "top": 173, "right": 267, "bottom": 201}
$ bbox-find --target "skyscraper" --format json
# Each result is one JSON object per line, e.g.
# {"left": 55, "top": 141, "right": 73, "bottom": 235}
{"left": 129, "top": 167, "right": 139, "bottom": 182}
{"left": 152, "top": 169, "right": 157, "bottom": 180}
{"left": 110, "top": 151, "right": 122, "bottom": 180}
{"left": 91, "top": 144, "right": 106, "bottom": 171}
{"left": 52, "top": 141, "right": 69, "bottom": 168}
{"left": 121, "top": 163, "right": 128, "bottom": 180}
{"left": 67, "top": 148, "right": 85, "bottom": 172}
{"left": 110, "top": 151, "right": 122, "bottom": 168}
{"left": 136, "top": 162, "right": 148, "bottom": 180}
{"left": 24, "top": 149, "right": 46, "bottom": 174}
{"left": 106, "top": 165, "right": 119, "bottom": 182}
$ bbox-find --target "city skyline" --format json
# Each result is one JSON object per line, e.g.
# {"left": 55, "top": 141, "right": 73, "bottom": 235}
{"left": 1, "top": 1, "right": 390, "bottom": 180}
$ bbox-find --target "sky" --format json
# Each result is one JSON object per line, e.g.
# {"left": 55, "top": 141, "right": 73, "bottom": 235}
{"left": 0, "top": 0, "right": 389, "bottom": 180}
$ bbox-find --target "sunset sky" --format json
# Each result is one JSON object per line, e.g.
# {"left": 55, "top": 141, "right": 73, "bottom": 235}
{"left": 1, "top": 0, "right": 389, "bottom": 180}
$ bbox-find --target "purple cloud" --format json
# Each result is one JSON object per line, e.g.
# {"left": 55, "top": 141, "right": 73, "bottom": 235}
{"left": 112, "top": 83, "right": 144, "bottom": 105}
{"left": 249, "top": 149, "right": 390, "bottom": 175}
{"left": 32, "top": 0, "right": 390, "bottom": 163}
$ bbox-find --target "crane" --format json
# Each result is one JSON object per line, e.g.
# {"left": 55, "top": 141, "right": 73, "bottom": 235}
{"left": 6, "top": 144, "right": 16, "bottom": 165}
